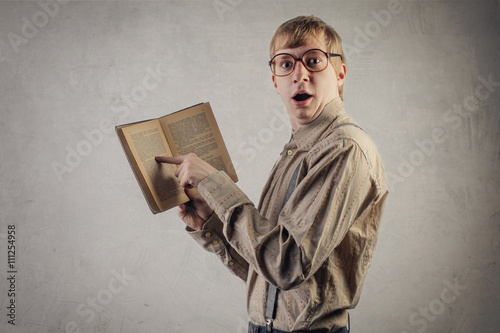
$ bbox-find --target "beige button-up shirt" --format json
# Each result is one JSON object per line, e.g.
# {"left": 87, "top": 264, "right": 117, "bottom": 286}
{"left": 190, "top": 97, "right": 388, "bottom": 331}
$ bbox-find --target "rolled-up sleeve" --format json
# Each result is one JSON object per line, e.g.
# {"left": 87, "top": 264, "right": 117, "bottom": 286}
{"left": 197, "top": 138, "right": 381, "bottom": 291}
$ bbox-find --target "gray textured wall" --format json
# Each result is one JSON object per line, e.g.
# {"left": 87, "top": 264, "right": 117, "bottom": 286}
{"left": 0, "top": 1, "right": 499, "bottom": 332}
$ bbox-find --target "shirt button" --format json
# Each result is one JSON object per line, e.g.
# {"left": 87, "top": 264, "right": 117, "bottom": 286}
{"left": 228, "top": 261, "right": 234, "bottom": 266}
{"left": 287, "top": 150, "right": 293, "bottom": 156}
{"left": 204, "top": 232, "right": 212, "bottom": 238}
{"left": 212, "top": 240, "right": 219, "bottom": 246}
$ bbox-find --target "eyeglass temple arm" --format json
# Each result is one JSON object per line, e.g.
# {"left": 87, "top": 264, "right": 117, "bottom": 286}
{"left": 327, "top": 53, "right": 343, "bottom": 60}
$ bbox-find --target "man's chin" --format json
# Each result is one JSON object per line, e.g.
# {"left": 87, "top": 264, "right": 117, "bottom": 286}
{"left": 289, "top": 108, "right": 321, "bottom": 126}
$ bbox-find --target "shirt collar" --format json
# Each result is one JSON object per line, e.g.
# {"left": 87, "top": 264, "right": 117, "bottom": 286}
{"left": 286, "top": 97, "right": 346, "bottom": 151}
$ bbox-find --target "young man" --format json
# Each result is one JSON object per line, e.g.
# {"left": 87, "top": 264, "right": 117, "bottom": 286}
{"left": 156, "top": 16, "right": 388, "bottom": 333}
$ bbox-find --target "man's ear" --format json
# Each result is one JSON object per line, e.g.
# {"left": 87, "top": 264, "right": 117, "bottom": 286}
{"left": 337, "top": 64, "right": 347, "bottom": 87}
{"left": 272, "top": 75, "right": 279, "bottom": 94}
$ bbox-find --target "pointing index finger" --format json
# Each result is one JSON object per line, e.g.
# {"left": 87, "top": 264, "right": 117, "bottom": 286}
{"left": 155, "top": 155, "right": 186, "bottom": 165}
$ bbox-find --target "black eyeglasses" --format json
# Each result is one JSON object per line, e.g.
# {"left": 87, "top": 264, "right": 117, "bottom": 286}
{"left": 269, "top": 49, "right": 343, "bottom": 77}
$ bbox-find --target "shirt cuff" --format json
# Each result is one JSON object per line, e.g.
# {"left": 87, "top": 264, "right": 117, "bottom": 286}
{"left": 187, "top": 213, "right": 226, "bottom": 253}
{"left": 198, "top": 171, "right": 253, "bottom": 222}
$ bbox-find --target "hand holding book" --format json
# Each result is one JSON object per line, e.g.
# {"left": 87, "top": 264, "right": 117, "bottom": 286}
{"left": 178, "top": 188, "right": 213, "bottom": 231}
{"left": 116, "top": 102, "right": 238, "bottom": 214}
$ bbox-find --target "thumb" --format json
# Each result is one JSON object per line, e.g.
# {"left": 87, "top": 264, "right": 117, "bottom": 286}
{"left": 185, "top": 188, "right": 204, "bottom": 203}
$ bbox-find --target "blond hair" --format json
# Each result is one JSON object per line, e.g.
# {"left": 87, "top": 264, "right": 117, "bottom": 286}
{"left": 270, "top": 16, "right": 346, "bottom": 98}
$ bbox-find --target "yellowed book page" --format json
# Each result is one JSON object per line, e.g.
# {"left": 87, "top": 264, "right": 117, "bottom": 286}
{"left": 159, "top": 103, "right": 238, "bottom": 182}
{"left": 121, "top": 120, "right": 189, "bottom": 212}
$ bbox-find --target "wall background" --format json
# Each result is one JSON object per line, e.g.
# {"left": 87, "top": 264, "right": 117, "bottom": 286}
{"left": 0, "top": 0, "right": 498, "bottom": 332}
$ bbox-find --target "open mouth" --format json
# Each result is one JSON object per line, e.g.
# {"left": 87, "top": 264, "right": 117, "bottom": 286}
{"left": 293, "top": 93, "right": 312, "bottom": 102}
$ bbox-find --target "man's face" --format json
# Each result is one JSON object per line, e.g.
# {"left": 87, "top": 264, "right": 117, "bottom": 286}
{"left": 271, "top": 37, "right": 346, "bottom": 130}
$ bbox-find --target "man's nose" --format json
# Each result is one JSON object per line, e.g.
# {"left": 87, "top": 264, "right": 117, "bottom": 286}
{"left": 293, "top": 60, "right": 309, "bottom": 82}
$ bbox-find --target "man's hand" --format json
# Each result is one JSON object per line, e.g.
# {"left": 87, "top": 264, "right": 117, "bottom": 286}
{"left": 156, "top": 153, "right": 216, "bottom": 230}
{"left": 155, "top": 153, "right": 217, "bottom": 189}
{"left": 178, "top": 188, "right": 213, "bottom": 231}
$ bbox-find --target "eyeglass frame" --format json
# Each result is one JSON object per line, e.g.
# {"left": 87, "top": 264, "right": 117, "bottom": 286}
{"left": 268, "top": 48, "right": 343, "bottom": 77}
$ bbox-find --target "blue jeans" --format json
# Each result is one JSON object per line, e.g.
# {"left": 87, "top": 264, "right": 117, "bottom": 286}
{"left": 248, "top": 322, "right": 349, "bottom": 333}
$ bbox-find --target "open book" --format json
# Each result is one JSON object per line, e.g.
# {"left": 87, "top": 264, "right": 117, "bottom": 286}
{"left": 116, "top": 102, "right": 238, "bottom": 214}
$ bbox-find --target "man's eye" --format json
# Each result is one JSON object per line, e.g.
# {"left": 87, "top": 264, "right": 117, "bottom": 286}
{"left": 280, "top": 61, "right": 293, "bottom": 69}
{"left": 306, "top": 58, "right": 322, "bottom": 67}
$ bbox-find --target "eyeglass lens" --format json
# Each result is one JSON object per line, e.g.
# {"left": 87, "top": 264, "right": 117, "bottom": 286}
{"left": 271, "top": 50, "right": 328, "bottom": 76}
